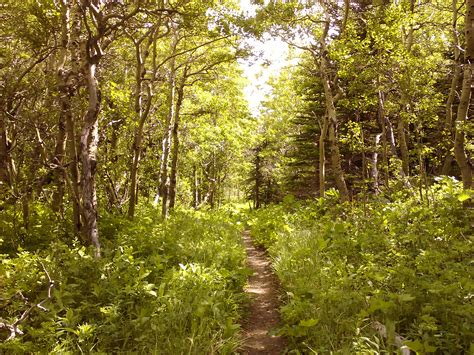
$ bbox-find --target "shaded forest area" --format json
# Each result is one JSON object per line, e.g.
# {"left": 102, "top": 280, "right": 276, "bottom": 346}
{"left": 0, "top": 0, "right": 473, "bottom": 353}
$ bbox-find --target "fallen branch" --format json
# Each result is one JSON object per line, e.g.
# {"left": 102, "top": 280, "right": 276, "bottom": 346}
{"left": 0, "top": 261, "right": 55, "bottom": 342}
{"left": 372, "top": 321, "right": 412, "bottom": 355}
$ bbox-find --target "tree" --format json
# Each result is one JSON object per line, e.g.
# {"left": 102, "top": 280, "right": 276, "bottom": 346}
{"left": 453, "top": 0, "right": 473, "bottom": 189}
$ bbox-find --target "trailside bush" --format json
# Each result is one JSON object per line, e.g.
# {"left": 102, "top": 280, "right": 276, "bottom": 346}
{"left": 0, "top": 207, "right": 246, "bottom": 353}
{"left": 246, "top": 204, "right": 290, "bottom": 248}
{"left": 249, "top": 180, "right": 473, "bottom": 353}
{"left": 0, "top": 203, "right": 73, "bottom": 255}
{"left": 246, "top": 196, "right": 332, "bottom": 249}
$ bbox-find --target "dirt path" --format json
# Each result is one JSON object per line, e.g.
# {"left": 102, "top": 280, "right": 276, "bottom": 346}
{"left": 240, "top": 231, "right": 286, "bottom": 354}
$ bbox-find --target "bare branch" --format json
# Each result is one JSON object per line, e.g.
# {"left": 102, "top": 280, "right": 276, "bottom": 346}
{"left": 0, "top": 262, "right": 55, "bottom": 342}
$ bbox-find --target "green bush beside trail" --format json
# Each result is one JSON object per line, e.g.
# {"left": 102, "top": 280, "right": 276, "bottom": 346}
{"left": 248, "top": 180, "right": 473, "bottom": 354}
{"left": 0, "top": 207, "right": 247, "bottom": 354}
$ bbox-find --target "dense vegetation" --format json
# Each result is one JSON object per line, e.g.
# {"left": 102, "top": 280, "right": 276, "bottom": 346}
{"left": 1, "top": 208, "right": 247, "bottom": 353}
{"left": 248, "top": 180, "right": 473, "bottom": 353}
{"left": 1, "top": 0, "right": 473, "bottom": 353}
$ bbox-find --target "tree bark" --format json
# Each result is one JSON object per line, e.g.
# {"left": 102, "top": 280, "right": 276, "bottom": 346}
{"left": 80, "top": 60, "right": 101, "bottom": 256}
{"left": 52, "top": 111, "right": 67, "bottom": 216}
{"left": 104, "top": 111, "right": 122, "bottom": 210}
{"left": 319, "top": 114, "right": 329, "bottom": 197}
{"left": 442, "top": 0, "right": 462, "bottom": 175}
{"left": 328, "top": 122, "right": 349, "bottom": 201}
{"left": 168, "top": 75, "right": 186, "bottom": 211}
{"left": 67, "top": 0, "right": 84, "bottom": 233}
{"left": 317, "top": 5, "right": 349, "bottom": 202}
{"left": 52, "top": 0, "right": 71, "bottom": 216}
{"left": 159, "top": 44, "right": 177, "bottom": 218}
{"left": 397, "top": 0, "right": 416, "bottom": 177}
{"left": 209, "top": 151, "right": 217, "bottom": 209}
{"left": 397, "top": 117, "right": 410, "bottom": 176}
{"left": 66, "top": 113, "right": 81, "bottom": 235}
{"left": 0, "top": 114, "right": 11, "bottom": 193}
{"left": 155, "top": 23, "right": 182, "bottom": 217}
{"left": 192, "top": 165, "right": 198, "bottom": 209}
{"left": 442, "top": 60, "right": 457, "bottom": 176}
{"left": 377, "top": 89, "right": 389, "bottom": 186}
{"left": 453, "top": 0, "right": 473, "bottom": 189}
{"left": 361, "top": 121, "right": 367, "bottom": 182}
{"left": 0, "top": 114, "right": 19, "bottom": 207}
{"left": 73, "top": 0, "right": 139, "bottom": 252}
{"left": 127, "top": 32, "right": 154, "bottom": 219}
{"left": 320, "top": 58, "right": 349, "bottom": 201}
{"left": 254, "top": 150, "right": 261, "bottom": 209}
{"left": 0, "top": 95, "right": 16, "bottom": 199}
{"left": 371, "top": 134, "right": 382, "bottom": 193}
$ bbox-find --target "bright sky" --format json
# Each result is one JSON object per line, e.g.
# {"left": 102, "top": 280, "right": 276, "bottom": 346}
{"left": 238, "top": 0, "right": 293, "bottom": 116}
{"left": 238, "top": 36, "right": 291, "bottom": 115}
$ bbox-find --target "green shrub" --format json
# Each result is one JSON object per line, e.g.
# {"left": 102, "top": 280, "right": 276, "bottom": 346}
{"left": 0, "top": 207, "right": 247, "bottom": 353}
{"left": 249, "top": 180, "right": 473, "bottom": 353}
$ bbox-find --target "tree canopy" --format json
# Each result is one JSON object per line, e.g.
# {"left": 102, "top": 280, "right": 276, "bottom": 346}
{"left": 0, "top": 0, "right": 472, "bottom": 353}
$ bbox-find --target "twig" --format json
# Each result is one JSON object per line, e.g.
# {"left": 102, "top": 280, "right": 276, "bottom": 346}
{"left": 372, "top": 321, "right": 412, "bottom": 355}
{"left": 36, "top": 262, "right": 55, "bottom": 311}
{"left": 0, "top": 262, "right": 55, "bottom": 341}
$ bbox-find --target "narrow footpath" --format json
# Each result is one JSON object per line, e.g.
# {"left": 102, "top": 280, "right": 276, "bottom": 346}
{"left": 240, "top": 231, "right": 286, "bottom": 354}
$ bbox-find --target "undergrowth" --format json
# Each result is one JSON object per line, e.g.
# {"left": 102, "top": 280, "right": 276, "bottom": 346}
{"left": 247, "top": 179, "right": 473, "bottom": 354}
{"left": 0, "top": 207, "right": 246, "bottom": 353}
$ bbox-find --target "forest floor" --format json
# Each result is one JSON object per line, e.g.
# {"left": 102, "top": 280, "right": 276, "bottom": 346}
{"left": 240, "top": 231, "right": 287, "bottom": 354}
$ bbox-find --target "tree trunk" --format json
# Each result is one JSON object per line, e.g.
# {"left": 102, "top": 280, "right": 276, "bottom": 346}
{"left": 397, "top": 117, "right": 410, "bottom": 176}
{"left": 397, "top": 0, "right": 415, "bottom": 177}
{"left": 52, "top": 0, "right": 71, "bottom": 216}
{"left": 255, "top": 151, "right": 261, "bottom": 209}
{"left": 361, "top": 121, "right": 367, "bottom": 182}
{"left": 371, "top": 134, "right": 382, "bottom": 193}
{"left": 21, "top": 189, "right": 32, "bottom": 231}
{"left": 52, "top": 111, "right": 67, "bottom": 215}
{"left": 168, "top": 76, "right": 185, "bottom": 211}
{"left": 453, "top": 0, "right": 473, "bottom": 189}
{"left": 442, "top": 1, "right": 461, "bottom": 175}
{"left": 64, "top": 0, "right": 83, "bottom": 235}
{"left": 317, "top": 7, "right": 349, "bottom": 202}
{"left": 209, "top": 152, "right": 217, "bottom": 209}
{"left": 453, "top": 63, "right": 473, "bottom": 189}
{"left": 328, "top": 122, "right": 349, "bottom": 201}
{"left": 104, "top": 114, "right": 122, "bottom": 210}
{"left": 66, "top": 113, "right": 81, "bottom": 235}
{"left": 192, "top": 165, "right": 198, "bottom": 209}
{"left": 378, "top": 90, "right": 389, "bottom": 186}
{"left": 319, "top": 114, "right": 329, "bottom": 197}
{"left": 320, "top": 59, "right": 349, "bottom": 201}
{"left": 0, "top": 114, "right": 11, "bottom": 192}
{"left": 159, "top": 66, "right": 176, "bottom": 218}
{"left": 158, "top": 25, "right": 179, "bottom": 218}
{"left": 0, "top": 97, "right": 16, "bottom": 199}
{"left": 197, "top": 166, "right": 203, "bottom": 206}
{"left": 128, "top": 35, "right": 153, "bottom": 219}
{"left": 80, "top": 61, "right": 101, "bottom": 256}
{"left": 444, "top": 67, "right": 460, "bottom": 131}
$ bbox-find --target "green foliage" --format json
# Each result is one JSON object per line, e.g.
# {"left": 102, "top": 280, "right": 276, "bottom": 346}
{"left": 247, "top": 180, "right": 473, "bottom": 353}
{"left": 0, "top": 203, "right": 73, "bottom": 255}
{"left": 0, "top": 207, "right": 247, "bottom": 353}
{"left": 247, "top": 203, "right": 293, "bottom": 249}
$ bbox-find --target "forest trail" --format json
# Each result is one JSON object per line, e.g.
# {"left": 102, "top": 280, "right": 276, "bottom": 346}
{"left": 240, "top": 231, "right": 287, "bottom": 354}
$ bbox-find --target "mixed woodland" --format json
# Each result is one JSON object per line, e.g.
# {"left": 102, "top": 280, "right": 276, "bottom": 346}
{"left": 0, "top": 0, "right": 473, "bottom": 353}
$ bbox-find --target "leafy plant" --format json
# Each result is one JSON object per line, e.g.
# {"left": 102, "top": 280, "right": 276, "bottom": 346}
{"left": 0, "top": 207, "right": 247, "bottom": 353}
{"left": 246, "top": 181, "right": 473, "bottom": 353}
